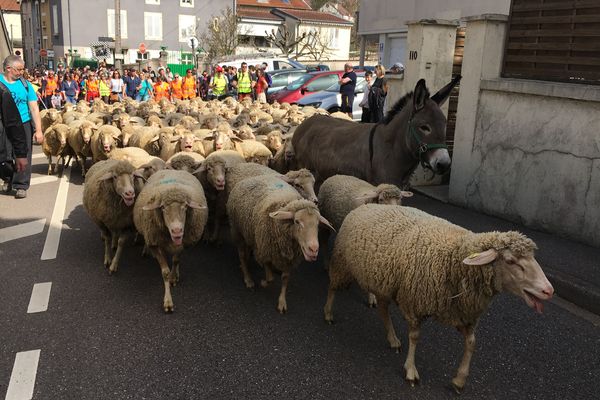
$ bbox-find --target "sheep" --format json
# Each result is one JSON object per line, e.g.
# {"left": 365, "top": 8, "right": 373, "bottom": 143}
{"left": 133, "top": 169, "right": 208, "bottom": 312}
{"left": 91, "top": 125, "right": 121, "bottom": 162}
{"left": 234, "top": 125, "right": 255, "bottom": 140}
{"left": 237, "top": 140, "right": 272, "bottom": 165}
{"left": 227, "top": 174, "right": 334, "bottom": 313}
{"left": 324, "top": 204, "right": 554, "bottom": 392}
{"left": 174, "top": 131, "right": 205, "bottom": 156}
{"left": 62, "top": 110, "right": 85, "bottom": 125}
{"left": 66, "top": 120, "right": 96, "bottom": 177}
{"left": 269, "top": 135, "right": 295, "bottom": 174}
{"left": 83, "top": 159, "right": 140, "bottom": 275}
{"left": 330, "top": 111, "right": 354, "bottom": 121}
{"left": 166, "top": 152, "right": 205, "bottom": 173}
{"left": 40, "top": 108, "right": 64, "bottom": 133}
{"left": 201, "top": 127, "right": 242, "bottom": 156}
{"left": 256, "top": 130, "right": 283, "bottom": 155}
{"left": 42, "top": 123, "right": 72, "bottom": 175}
{"left": 127, "top": 127, "right": 161, "bottom": 156}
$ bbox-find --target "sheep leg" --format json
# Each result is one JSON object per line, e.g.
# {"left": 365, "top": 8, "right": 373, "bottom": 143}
{"left": 108, "top": 231, "right": 128, "bottom": 275}
{"left": 47, "top": 154, "right": 54, "bottom": 175}
{"left": 277, "top": 272, "right": 290, "bottom": 314}
{"left": 152, "top": 248, "right": 174, "bottom": 313}
{"left": 111, "top": 232, "right": 119, "bottom": 250}
{"left": 100, "top": 227, "right": 113, "bottom": 270}
{"left": 236, "top": 242, "right": 255, "bottom": 289}
{"left": 260, "top": 264, "right": 274, "bottom": 288}
{"left": 451, "top": 325, "right": 476, "bottom": 393}
{"left": 376, "top": 297, "right": 401, "bottom": 351}
{"left": 403, "top": 322, "right": 421, "bottom": 386}
{"left": 78, "top": 155, "right": 87, "bottom": 177}
{"left": 169, "top": 254, "right": 180, "bottom": 286}
{"left": 323, "top": 286, "right": 337, "bottom": 323}
{"left": 367, "top": 292, "right": 378, "bottom": 308}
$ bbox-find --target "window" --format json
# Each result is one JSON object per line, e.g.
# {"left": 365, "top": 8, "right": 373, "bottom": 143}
{"left": 52, "top": 5, "right": 59, "bottom": 35}
{"left": 145, "top": 0, "right": 160, "bottom": 4}
{"left": 137, "top": 52, "right": 149, "bottom": 60}
{"left": 144, "top": 12, "right": 162, "bottom": 40}
{"left": 107, "top": 9, "right": 128, "bottom": 39}
{"left": 181, "top": 52, "right": 193, "bottom": 64}
{"left": 179, "top": 15, "right": 196, "bottom": 42}
{"left": 180, "top": 0, "right": 194, "bottom": 7}
{"left": 306, "top": 74, "right": 339, "bottom": 92}
{"left": 329, "top": 28, "right": 339, "bottom": 49}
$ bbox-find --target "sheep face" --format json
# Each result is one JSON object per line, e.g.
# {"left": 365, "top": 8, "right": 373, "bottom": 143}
{"left": 283, "top": 140, "right": 295, "bottom": 162}
{"left": 179, "top": 134, "right": 197, "bottom": 152}
{"left": 281, "top": 172, "right": 317, "bottom": 204}
{"left": 47, "top": 109, "right": 61, "bottom": 123}
{"left": 204, "top": 160, "right": 226, "bottom": 191}
{"left": 266, "top": 134, "right": 283, "bottom": 152}
{"left": 270, "top": 207, "right": 332, "bottom": 262}
{"left": 143, "top": 199, "right": 205, "bottom": 246}
{"left": 99, "top": 131, "right": 119, "bottom": 153}
{"left": 80, "top": 122, "right": 96, "bottom": 145}
{"left": 98, "top": 171, "right": 136, "bottom": 206}
{"left": 462, "top": 246, "right": 554, "bottom": 313}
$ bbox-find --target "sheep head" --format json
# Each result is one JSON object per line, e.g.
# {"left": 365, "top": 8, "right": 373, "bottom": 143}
{"left": 280, "top": 169, "right": 317, "bottom": 204}
{"left": 97, "top": 169, "right": 137, "bottom": 207}
{"left": 354, "top": 185, "right": 413, "bottom": 206}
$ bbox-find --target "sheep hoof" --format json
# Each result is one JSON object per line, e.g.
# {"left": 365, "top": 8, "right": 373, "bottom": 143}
{"left": 244, "top": 279, "right": 255, "bottom": 289}
{"left": 260, "top": 279, "right": 270, "bottom": 288}
{"left": 325, "top": 318, "right": 334, "bottom": 325}
{"left": 163, "top": 303, "right": 174, "bottom": 313}
{"left": 277, "top": 304, "right": 287, "bottom": 314}
{"left": 451, "top": 379, "right": 464, "bottom": 394}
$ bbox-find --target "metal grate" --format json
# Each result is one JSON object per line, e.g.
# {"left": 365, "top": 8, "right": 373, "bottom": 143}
{"left": 502, "top": 0, "right": 600, "bottom": 85}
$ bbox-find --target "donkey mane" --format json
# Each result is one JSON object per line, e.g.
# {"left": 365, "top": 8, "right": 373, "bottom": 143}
{"left": 382, "top": 86, "right": 430, "bottom": 125}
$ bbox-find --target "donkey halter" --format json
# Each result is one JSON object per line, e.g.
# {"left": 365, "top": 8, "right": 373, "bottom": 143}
{"left": 407, "top": 115, "right": 447, "bottom": 170}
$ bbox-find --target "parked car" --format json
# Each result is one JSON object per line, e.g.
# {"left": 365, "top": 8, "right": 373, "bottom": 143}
{"left": 305, "top": 64, "right": 330, "bottom": 72}
{"left": 298, "top": 72, "right": 367, "bottom": 121}
{"left": 268, "top": 71, "right": 344, "bottom": 104}
{"left": 218, "top": 57, "right": 304, "bottom": 72}
{"left": 354, "top": 65, "right": 375, "bottom": 72}
{"left": 267, "top": 68, "right": 309, "bottom": 96}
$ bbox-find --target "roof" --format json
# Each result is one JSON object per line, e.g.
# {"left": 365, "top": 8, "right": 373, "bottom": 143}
{"left": 0, "top": 0, "right": 20, "bottom": 12}
{"left": 272, "top": 8, "right": 353, "bottom": 25}
{"left": 237, "top": 7, "right": 282, "bottom": 21}
{"left": 237, "top": 0, "right": 312, "bottom": 10}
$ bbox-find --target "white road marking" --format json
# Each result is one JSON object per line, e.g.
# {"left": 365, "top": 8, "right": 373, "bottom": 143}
{"left": 0, "top": 219, "right": 46, "bottom": 244}
{"left": 5, "top": 350, "right": 41, "bottom": 400}
{"left": 30, "top": 176, "right": 58, "bottom": 186}
{"left": 27, "top": 282, "right": 52, "bottom": 313}
{"left": 32, "top": 153, "right": 45, "bottom": 160}
{"left": 41, "top": 169, "right": 71, "bottom": 260}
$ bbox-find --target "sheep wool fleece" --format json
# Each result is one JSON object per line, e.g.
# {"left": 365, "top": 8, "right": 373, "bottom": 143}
{"left": 329, "top": 204, "right": 538, "bottom": 326}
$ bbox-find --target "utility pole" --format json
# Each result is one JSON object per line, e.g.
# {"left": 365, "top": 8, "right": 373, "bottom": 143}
{"left": 115, "top": 0, "right": 122, "bottom": 70}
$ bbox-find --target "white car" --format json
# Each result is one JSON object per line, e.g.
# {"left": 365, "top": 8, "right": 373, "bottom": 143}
{"left": 297, "top": 73, "right": 366, "bottom": 121}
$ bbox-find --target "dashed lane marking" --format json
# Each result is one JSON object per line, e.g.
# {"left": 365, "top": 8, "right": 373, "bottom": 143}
{"left": 41, "top": 169, "right": 71, "bottom": 260}
{"left": 27, "top": 282, "right": 52, "bottom": 314}
{"left": 30, "top": 176, "right": 58, "bottom": 186}
{"left": 31, "top": 153, "right": 45, "bottom": 160}
{"left": 4, "top": 349, "right": 40, "bottom": 400}
{"left": 0, "top": 219, "right": 47, "bottom": 244}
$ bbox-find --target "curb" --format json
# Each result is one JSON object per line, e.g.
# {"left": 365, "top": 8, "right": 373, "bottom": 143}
{"left": 545, "top": 269, "right": 600, "bottom": 316}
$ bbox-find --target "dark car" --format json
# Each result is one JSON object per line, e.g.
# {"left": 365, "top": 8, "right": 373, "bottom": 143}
{"left": 267, "top": 71, "right": 344, "bottom": 104}
{"left": 354, "top": 65, "right": 375, "bottom": 72}
{"left": 305, "top": 64, "right": 330, "bottom": 72}
{"left": 268, "top": 69, "right": 309, "bottom": 95}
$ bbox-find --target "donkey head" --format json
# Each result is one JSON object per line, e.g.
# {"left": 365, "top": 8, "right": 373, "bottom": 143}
{"left": 406, "top": 77, "right": 460, "bottom": 175}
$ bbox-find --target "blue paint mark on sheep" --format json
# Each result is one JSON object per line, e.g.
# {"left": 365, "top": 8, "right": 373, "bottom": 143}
{"left": 158, "top": 178, "right": 192, "bottom": 186}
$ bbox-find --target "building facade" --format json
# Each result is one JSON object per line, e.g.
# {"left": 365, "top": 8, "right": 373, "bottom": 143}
{"left": 0, "top": 0, "right": 22, "bottom": 56}
{"left": 20, "top": 0, "right": 232, "bottom": 68}
{"left": 357, "top": 0, "right": 510, "bottom": 68}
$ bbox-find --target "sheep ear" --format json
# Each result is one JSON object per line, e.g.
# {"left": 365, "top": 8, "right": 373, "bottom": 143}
{"left": 132, "top": 170, "right": 147, "bottom": 182}
{"left": 319, "top": 215, "right": 336, "bottom": 232}
{"left": 355, "top": 191, "right": 378, "bottom": 203}
{"left": 170, "top": 135, "right": 181, "bottom": 143}
{"left": 278, "top": 174, "right": 292, "bottom": 183}
{"left": 150, "top": 135, "right": 160, "bottom": 143}
{"left": 462, "top": 249, "right": 498, "bottom": 266}
{"left": 401, "top": 191, "right": 414, "bottom": 198}
{"left": 186, "top": 201, "right": 207, "bottom": 209}
{"left": 192, "top": 163, "right": 205, "bottom": 175}
{"left": 142, "top": 201, "right": 162, "bottom": 211}
{"left": 98, "top": 172, "right": 114, "bottom": 181}
{"left": 202, "top": 135, "right": 215, "bottom": 141}
{"left": 269, "top": 210, "right": 295, "bottom": 220}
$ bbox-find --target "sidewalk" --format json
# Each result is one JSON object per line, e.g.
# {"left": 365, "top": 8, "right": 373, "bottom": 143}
{"left": 408, "top": 185, "right": 600, "bottom": 316}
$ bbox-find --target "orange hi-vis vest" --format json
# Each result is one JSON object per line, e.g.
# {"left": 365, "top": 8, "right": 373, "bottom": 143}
{"left": 171, "top": 79, "right": 183, "bottom": 99}
{"left": 182, "top": 77, "right": 196, "bottom": 99}
{"left": 154, "top": 82, "right": 170, "bottom": 101}
{"left": 86, "top": 79, "right": 99, "bottom": 94}
{"left": 45, "top": 77, "right": 58, "bottom": 96}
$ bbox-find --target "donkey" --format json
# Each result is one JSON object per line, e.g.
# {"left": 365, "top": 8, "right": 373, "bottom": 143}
{"left": 292, "top": 77, "right": 460, "bottom": 188}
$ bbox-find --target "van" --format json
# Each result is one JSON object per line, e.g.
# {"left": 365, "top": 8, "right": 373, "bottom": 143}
{"left": 217, "top": 57, "right": 304, "bottom": 72}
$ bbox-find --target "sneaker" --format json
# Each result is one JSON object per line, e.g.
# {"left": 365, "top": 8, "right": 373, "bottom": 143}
{"left": 15, "top": 189, "right": 27, "bottom": 199}
{"left": 1, "top": 180, "right": 11, "bottom": 193}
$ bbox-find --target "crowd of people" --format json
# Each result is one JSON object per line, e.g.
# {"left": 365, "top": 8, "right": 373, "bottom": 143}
{"left": 21, "top": 60, "right": 275, "bottom": 111}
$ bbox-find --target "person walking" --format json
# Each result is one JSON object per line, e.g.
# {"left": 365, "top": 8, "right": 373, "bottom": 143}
{"left": 0, "top": 55, "right": 43, "bottom": 199}
{"left": 236, "top": 62, "right": 253, "bottom": 101}
{"left": 170, "top": 73, "right": 183, "bottom": 101}
{"left": 368, "top": 64, "right": 388, "bottom": 123}
{"left": 123, "top": 68, "right": 141, "bottom": 99}
{"left": 60, "top": 73, "right": 79, "bottom": 105}
{"left": 181, "top": 69, "right": 197, "bottom": 100}
{"left": 255, "top": 69, "right": 268, "bottom": 104}
{"left": 153, "top": 76, "right": 171, "bottom": 102}
{"left": 84, "top": 71, "right": 100, "bottom": 103}
{"left": 41, "top": 70, "right": 59, "bottom": 108}
{"left": 136, "top": 72, "right": 153, "bottom": 102}
{"left": 339, "top": 63, "right": 357, "bottom": 118}
{"left": 209, "top": 66, "right": 228, "bottom": 100}
{"left": 99, "top": 73, "right": 111, "bottom": 103}
{"left": 359, "top": 70, "right": 373, "bottom": 123}
{"left": 109, "top": 70, "right": 125, "bottom": 103}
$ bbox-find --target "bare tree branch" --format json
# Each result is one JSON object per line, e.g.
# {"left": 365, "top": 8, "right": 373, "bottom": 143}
{"left": 200, "top": 6, "right": 248, "bottom": 62}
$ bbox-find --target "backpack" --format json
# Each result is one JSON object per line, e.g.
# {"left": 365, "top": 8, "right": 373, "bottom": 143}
{"left": 0, "top": 82, "right": 14, "bottom": 178}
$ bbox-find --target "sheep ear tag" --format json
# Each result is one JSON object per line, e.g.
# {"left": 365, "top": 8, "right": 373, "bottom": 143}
{"left": 462, "top": 249, "right": 498, "bottom": 266}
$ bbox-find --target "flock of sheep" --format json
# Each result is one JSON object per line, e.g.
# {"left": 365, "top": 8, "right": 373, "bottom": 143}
{"left": 39, "top": 96, "right": 554, "bottom": 393}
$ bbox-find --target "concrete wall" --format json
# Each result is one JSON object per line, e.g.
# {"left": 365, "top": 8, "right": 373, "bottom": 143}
{"left": 449, "top": 15, "right": 600, "bottom": 247}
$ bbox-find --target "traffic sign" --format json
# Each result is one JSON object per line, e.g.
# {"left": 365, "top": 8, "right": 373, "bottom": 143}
{"left": 187, "top": 37, "right": 198, "bottom": 49}
{"left": 39, "top": 49, "right": 47, "bottom": 57}
{"left": 139, "top": 43, "right": 147, "bottom": 54}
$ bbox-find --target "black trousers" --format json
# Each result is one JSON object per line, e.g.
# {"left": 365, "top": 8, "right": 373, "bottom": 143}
{"left": 341, "top": 94, "right": 354, "bottom": 114}
{"left": 361, "top": 107, "right": 371, "bottom": 122}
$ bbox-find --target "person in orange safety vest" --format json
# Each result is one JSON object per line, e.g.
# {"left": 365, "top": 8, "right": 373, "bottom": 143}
{"left": 181, "top": 69, "right": 196, "bottom": 100}
{"left": 154, "top": 77, "right": 171, "bottom": 102}
{"left": 170, "top": 74, "right": 183, "bottom": 100}
{"left": 42, "top": 70, "right": 59, "bottom": 108}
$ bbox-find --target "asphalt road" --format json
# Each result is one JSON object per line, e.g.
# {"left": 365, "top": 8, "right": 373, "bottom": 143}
{"left": 1, "top": 151, "right": 599, "bottom": 400}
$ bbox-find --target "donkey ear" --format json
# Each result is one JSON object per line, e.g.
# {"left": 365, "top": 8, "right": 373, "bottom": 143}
{"left": 413, "top": 79, "right": 429, "bottom": 112}
{"left": 431, "top": 75, "right": 462, "bottom": 106}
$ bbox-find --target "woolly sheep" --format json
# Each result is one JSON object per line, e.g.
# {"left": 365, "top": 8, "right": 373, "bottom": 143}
{"left": 330, "top": 111, "right": 354, "bottom": 121}
{"left": 324, "top": 205, "right": 554, "bottom": 392}
{"left": 237, "top": 140, "right": 272, "bottom": 165}
{"left": 269, "top": 135, "right": 295, "bottom": 174}
{"left": 67, "top": 120, "right": 96, "bottom": 177}
{"left": 40, "top": 108, "right": 63, "bottom": 133}
{"left": 227, "top": 174, "right": 334, "bottom": 313}
{"left": 166, "top": 152, "right": 205, "bottom": 173}
{"left": 133, "top": 169, "right": 208, "bottom": 312}
{"left": 83, "top": 159, "right": 140, "bottom": 275}
{"left": 257, "top": 130, "right": 283, "bottom": 155}
{"left": 91, "top": 125, "right": 121, "bottom": 162}
{"left": 127, "top": 127, "right": 161, "bottom": 156}
{"left": 42, "top": 123, "right": 72, "bottom": 175}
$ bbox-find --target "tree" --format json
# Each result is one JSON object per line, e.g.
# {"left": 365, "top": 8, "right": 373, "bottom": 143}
{"left": 264, "top": 25, "right": 334, "bottom": 61}
{"left": 264, "top": 25, "right": 309, "bottom": 58}
{"left": 297, "top": 28, "right": 335, "bottom": 61}
{"left": 200, "top": 6, "right": 242, "bottom": 62}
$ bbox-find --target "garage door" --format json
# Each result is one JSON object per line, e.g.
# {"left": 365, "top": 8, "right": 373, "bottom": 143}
{"left": 389, "top": 36, "right": 406, "bottom": 67}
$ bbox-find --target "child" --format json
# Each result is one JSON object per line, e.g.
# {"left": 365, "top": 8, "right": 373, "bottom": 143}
{"left": 51, "top": 89, "right": 63, "bottom": 110}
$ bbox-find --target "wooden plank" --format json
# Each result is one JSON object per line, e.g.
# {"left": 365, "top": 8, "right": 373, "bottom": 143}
{"left": 507, "top": 42, "right": 600, "bottom": 51}
{"left": 512, "top": 15, "right": 600, "bottom": 24}
{"left": 512, "top": 1, "right": 599, "bottom": 12}
{"left": 509, "top": 29, "right": 600, "bottom": 37}
{"left": 505, "top": 54, "right": 600, "bottom": 66}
